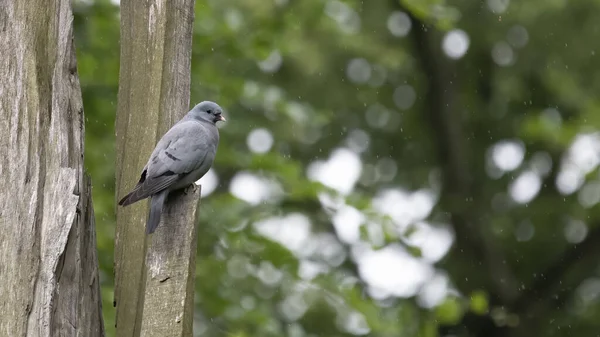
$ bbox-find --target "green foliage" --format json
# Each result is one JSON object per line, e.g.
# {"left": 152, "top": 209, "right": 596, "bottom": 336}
{"left": 434, "top": 297, "right": 463, "bottom": 325}
{"left": 469, "top": 290, "right": 489, "bottom": 315}
{"left": 74, "top": 0, "right": 600, "bottom": 336}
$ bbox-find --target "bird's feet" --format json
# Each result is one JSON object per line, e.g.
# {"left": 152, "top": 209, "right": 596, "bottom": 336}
{"left": 185, "top": 183, "right": 198, "bottom": 195}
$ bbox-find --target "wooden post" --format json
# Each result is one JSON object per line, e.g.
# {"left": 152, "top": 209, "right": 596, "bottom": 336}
{"left": 0, "top": 0, "right": 105, "bottom": 336}
{"left": 141, "top": 186, "right": 201, "bottom": 336}
{"left": 114, "top": 0, "right": 198, "bottom": 336}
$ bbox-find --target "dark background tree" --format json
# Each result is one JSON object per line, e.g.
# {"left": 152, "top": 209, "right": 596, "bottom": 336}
{"left": 74, "top": 0, "right": 600, "bottom": 336}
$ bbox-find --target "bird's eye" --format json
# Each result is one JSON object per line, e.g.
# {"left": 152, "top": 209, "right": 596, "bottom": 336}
{"left": 206, "top": 109, "right": 212, "bottom": 114}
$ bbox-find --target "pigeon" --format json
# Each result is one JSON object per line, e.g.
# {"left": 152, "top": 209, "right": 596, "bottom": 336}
{"left": 118, "top": 101, "right": 226, "bottom": 234}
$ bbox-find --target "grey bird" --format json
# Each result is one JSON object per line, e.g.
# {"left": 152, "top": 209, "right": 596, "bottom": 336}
{"left": 118, "top": 101, "right": 226, "bottom": 234}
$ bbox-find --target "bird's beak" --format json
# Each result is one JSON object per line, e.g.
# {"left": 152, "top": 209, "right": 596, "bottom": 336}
{"left": 217, "top": 115, "right": 226, "bottom": 122}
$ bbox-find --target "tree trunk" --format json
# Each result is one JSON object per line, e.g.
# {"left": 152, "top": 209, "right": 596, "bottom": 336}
{"left": 0, "top": 1, "right": 105, "bottom": 336}
{"left": 114, "top": 0, "right": 199, "bottom": 336}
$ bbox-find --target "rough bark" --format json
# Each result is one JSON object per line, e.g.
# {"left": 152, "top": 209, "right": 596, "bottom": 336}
{"left": 141, "top": 186, "right": 200, "bottom": 337}
{"left": 114, "top": 0, "right": 198, "bottom": 336}
{"left": 0, "top": 1, "right": 104, "bottom": 336}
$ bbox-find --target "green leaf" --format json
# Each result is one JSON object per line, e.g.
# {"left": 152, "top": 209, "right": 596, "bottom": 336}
{"left": 469, "top": 290, "right": 489, "bottom": 315}
{"left": 434, "top": 297, "right": 464, "bottom": 325}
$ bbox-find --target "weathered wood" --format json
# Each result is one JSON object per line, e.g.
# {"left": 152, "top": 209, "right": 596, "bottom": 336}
{"left": 53, "top": 176, "right": 106, "bottom": 337}
{"left": 141, "top": 186, "right": 200, "bottom": 336}
{"left": 0, "top": 1, "right": 104, "bottom": 336}
{"left": 114, "top": 0, "right": 198, "bottom": 336}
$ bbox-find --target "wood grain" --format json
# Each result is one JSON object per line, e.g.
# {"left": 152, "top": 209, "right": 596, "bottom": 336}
{"left": 0, "top": 0, "right": 104, "bottom": 336}
{"left": 114, "top": 0, "right": 198, "bottom": 336}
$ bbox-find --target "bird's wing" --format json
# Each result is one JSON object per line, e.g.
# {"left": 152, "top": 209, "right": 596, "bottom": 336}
{"left": 147, "top": 121, "right": 215, "bottom": 177}
{"left": 119, "top": 121, "right": 214, "bottom": 206}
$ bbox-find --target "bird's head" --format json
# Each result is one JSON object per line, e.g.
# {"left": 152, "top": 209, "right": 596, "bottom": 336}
{"left": 187, "top": 101, "right": 226, "bottom": 124}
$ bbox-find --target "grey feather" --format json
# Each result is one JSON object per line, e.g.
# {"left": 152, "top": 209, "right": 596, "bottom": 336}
{"left": 118, "top": 101, "right": 225, "bottom": 234}
{"left": 118, "top": 174, "right": 180, "bottom": 206}
{"left": 147, "top": 190, "right": 168, "bottom": 234}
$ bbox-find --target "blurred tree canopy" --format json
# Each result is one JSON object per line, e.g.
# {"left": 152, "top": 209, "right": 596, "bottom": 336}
{"left": 74, "top": 0, "right": 600, "bottom": 336}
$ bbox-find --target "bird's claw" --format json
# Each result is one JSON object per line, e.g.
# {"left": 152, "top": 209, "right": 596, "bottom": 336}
{"left": 185, "top": 184, "right": 198, "bottom": 194}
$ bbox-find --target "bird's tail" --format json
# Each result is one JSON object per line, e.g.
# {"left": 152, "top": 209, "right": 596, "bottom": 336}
{"left": 147, "top": 190, "right": 168, "bottom": 234}
{"left": 119, "top": 184, "right": 148, "bottom": 206}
